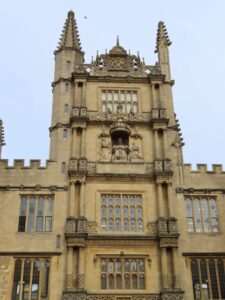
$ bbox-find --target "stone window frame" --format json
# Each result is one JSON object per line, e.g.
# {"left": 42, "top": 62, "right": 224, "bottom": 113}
{"left": 11, "top": 257, "right": 50, "bottom": 300}
{"left": 99, "top": 88, "right": 140, "bottom": 114}
{"left": 18, "top": 195, "right": 54, "bottom": 233}
{"left": 100, "top": 255, "right": 146, "bottom": 290}
{"left": 98, "top": 192, "right": 145, "bottom": 233}
{"left": 189, "top": 256, "right": 225, "bottom": 300}
{"left": 184, "top": 195, "right": 219, "bottom": 233}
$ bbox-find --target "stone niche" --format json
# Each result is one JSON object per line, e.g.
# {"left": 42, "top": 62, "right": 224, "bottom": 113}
{"left": 98, "top": 117, "right": 143, "bottom": 163}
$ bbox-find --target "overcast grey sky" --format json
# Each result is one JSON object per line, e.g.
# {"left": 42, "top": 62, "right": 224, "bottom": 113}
{"left": 0, "top": 0, "right": 225, "bottom": 167}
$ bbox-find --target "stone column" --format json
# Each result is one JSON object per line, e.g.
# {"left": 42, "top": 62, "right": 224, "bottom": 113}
{"left": 80, "top": 181, "right": 86, "bottom": 217}
{"left": 81, "top": 128, "right": 86, "bottom": 157}
{"left": 162, "top": 128, "right": 168, "bottom": 159}
{"left": 153, "top": 129, "right": 160, "bottom": 159}
{"left": 65, "top": 247, "right": 73, "bottom": 289}
{"left": 161, "top": 247, "right": 169, "bottom": 289}
{"left": 78, "top": 247, "right": 85, "bottom": 289}
{"left": 152, "top": 84, "right": 157, "bottom": 108}
{"left": 172, "top": 247, "right": 179, "bottom": 288}
{"left": 74, "top": 81, "right": 79, "bottom": 106}
{"left": 82, "top": 82, "right": 86, "bottom": 106}
{"left": 69, "top": 182, "right": 75, "bottom": 217}
{"left": 157, "top": 182, "right": 164, "bottom": 218}
{"left": 167, "top": 183, "right": 174, "bottom": 217}
{"left": 71, "top": 128, "right": 77, "bottom": 157}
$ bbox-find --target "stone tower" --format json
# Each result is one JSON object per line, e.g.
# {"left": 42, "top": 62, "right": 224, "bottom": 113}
{"left": 1, "top": 10, "right": 225, "bottom": 300}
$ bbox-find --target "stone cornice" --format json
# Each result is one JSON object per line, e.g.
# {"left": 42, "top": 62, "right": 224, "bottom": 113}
{"left": 0, "top": 185, "right": 68, "bottom": 191}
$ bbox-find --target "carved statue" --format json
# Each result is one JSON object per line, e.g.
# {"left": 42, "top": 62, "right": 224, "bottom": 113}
{"left": 99, "top": 138, "right": 111, "bottom": 161}
{"left": 112, "top": 137, "right": 128, "bottom": 162}
{"left": 130, "top": 142, "right": 142, "bottom": 159}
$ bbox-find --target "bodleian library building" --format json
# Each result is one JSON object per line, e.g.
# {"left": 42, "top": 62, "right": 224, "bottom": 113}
{"left": 0, "top": 10, "right": 225, "bottom": 300}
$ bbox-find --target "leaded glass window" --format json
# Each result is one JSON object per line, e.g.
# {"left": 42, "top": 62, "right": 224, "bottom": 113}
{"left": 101, "top": 257, "right": 145, "bottom": 290}
{"left": 18, "top": 195, "right": 53, "bottom": 232}
{"left": 101, "top": 194, "right": 143, "bottom": 232}
{"left": 101, "top": 90, "right": 138, "bottom": 114}
{"left": 190, "top": 257, "right": 225, "bottom": 300}
{"left": 12, "top": 258, "right": 50, "bottom": 300}
{"left": 184, "top": 196, "right": 219, "bottom": 233}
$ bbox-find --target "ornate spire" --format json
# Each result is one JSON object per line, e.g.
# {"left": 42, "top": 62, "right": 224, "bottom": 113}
{"left": 155, "top": 21, "right": 172, "bottom": 53}
{"left": 0, "top": 119, "right": 6, "bottom": 158}
{"left": 56, "top": 10, "right": 82, "bottom": 52}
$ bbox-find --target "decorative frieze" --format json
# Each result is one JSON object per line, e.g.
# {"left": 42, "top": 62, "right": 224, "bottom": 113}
{"left": 65, "top": 273, "right": 73, "bottom": 289}
{"left": 146, "top": 222, "right": 158, "bottom": 236}
{"left": 78, "top": 273, "right": 85, "bottom": 289}
{"left": 159, "top": 237, "right": 178, "bottom": 248}
{"left": 63, "top": 292, "right": 87, "bottom": 300}
{"left": 88, "top": 112, "right": 151, "bottom": 123}
{"left": 65, "top": 218, "right": 77, "bottom": 234}
{"left": 87, "top": 162, "right": 97, "bottom": 174}
{"left": 161, "top": 273, "right": 172, "bottom": 289}
{"left": 69, "top": 158, "right": 87, "bottom": 173}
{"left": 65, "top": 217, "right": 88, "bottom": 235}
{"left": 161, "top": 292, "right": 184, "bottom": 300}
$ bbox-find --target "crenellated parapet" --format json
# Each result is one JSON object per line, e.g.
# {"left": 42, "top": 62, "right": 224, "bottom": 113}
{"left": 183, "top": 163, "right": 225, "bottom": 174}
{"left": 0, "top": 159, "right": 57, "bottom": 169}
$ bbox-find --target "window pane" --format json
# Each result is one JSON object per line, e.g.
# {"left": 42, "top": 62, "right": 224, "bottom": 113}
{"left": 124, "top": 219, "right": 129, "bottom": 231}
{"left": 202, "top": 199, "right": 210, "bottom": 232}
{"left": 45, "top": 216, "right": 52, "bottom": 232}
{"left": 115, "top": 195, "right": 120, "bottom": 205}
{"left": 132, "top": 274, "right": 137, "bottom": 289}
{"left": 108, "top": 219, "right": 114, "bottom": 231}
{"left": 46, "top": 197, "right": 53, "bottom": 216}
{"left": 124, "top": 259, "right": 130, "bottom": 272}
{"left": 101, "top": 259, "right": 107, "bottom": 272}
{"left": 108, "top": 206, "right": 114, "bottom": 217}
{"left": 131, "top": 259, "right": 137, "bottom": 272}
{"left": 116, "top": 260, "right": 121, "bottom": 272}
{"left": 139, "top": 259, "right": 145, "bottom": 272}
{"left": 125, "top": 274, "right": 130, "bottom": 289}
{"left": 209, "top": 259, "right": 219, "bottom": 299}
{"left": 130, "top": 219, "right": 135, "bottom": 232}
{"left": 116, "top": 274, "right": 122, "bottom": 289}
{"left": 41, "top": 260, "right": 50, "bottom": 299}
{"left": 12, "top": 259, "right": 22, "bottom": 300}
{"left": 101, "top": 218, "right": 107, "bottom": 231}
{"left": 108, "top": 260, "right": 114, "bottom": 272}
{"left": 191, "top": 260, "right": 200, "bottom": 300}
{"left": 101, "top": 274, "right": 107, "bottom": 289}
{"left": 139, "top": 274, "right": 145, "bottom": 289}
{"left": 23, "top": 259, "right": 31, "bottom": 299}
{"left": 218, "top": 260, "right": 225, "bottom": 298}
{"left": 137, "top": 219, "right": 143, "bottom": 232}
{"left": 28, "top": 198, "right": 36, "bottom": 232}
{"left": 18, "top": 197, "right": 27, "bottom": 232}
{"left": 115, "top": 206, "right": 120, "bottom": 217}
{"left": 109, "top": 274, "right": 114, "bottom": 289}
{"left": 130, "top": 207, "right": 135, "bottom": 218}
{"left": 101, "top": 206, "right": 107, "bottom": 217}
{"left": 123, "top": 206, "right": 128, "bottom": 217}
{"left": 101, "top": 195, "right": 107, "bottom": 205}
{"left": 194, "top": 199, "right": 203, "bottom": 232}
{"left": 115, "top": 219, "right": 121, "bottom": 231}
{"left": 36, "top": 197, "right": 44, "bottom": 232}
{"left": 210, "top": 199, "right": 219, "bottom": 232}
{"left": 32, "top": 259, "right": 40, "bottom": 300}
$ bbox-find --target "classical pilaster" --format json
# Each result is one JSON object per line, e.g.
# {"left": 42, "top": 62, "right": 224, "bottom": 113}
{"left": 157, "top": 182, "right": 164, "bottom": 218}
{"left": 161, "top": 247, "right": 170, "bottom": 289}
{"left": 65, "top": 247, "right": 73, "bottom": 289}
{"left": 167, "top": 182, "right": 174, "bottom": 217}
{"left": 69, "top": 181, "right": 76, "bottom": 217}
{"left": 81, "top": 128, "right": 86, "bottom": 157}
{"left": 80, "top": 181, "right": 86, "bottom": 216}
{"left": 162, "top": 128, "right": 168, "bottom": 159}
{"left": 172, "top": 247, "right": 179, "bottom": 289}
{"left": 82, "top": 82, "right": 86, "bottom": 106}
{"left": 78, "top": 247, "right": 85, "bottom": 289}
{"left": 71, "top": 128, "right": 77, "bottom": 157}
{"left": 153, "top": 129, "right": 160, "bottom": 159}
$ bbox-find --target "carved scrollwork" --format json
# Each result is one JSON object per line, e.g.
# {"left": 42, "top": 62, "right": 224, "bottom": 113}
{"left": 77, "top": 217, "right": 87, "bottom": 233}
{"left": 161, "top": 293, "right": 184, "bottom": 300}
{"left": 87, "top": 162, "right": 96, "bottom": 174}
{"left": 65, "top": 218, "right": 76, "bottom": 234}
{"left": 63, "top": 293, "right": 87, "bottom": 300}
{"left": 146, "top": 222, "right": 158, "bottom": 236}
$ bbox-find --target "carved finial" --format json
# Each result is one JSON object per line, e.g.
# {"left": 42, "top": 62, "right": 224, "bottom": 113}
{"left": 91, "top": 56, "right": 94, "bottom": 64}
{"left": 96, "top": 50, "right": 99, "bottom": 58}
{"left": 142, "top": 57, "right": 145, "bottom": 65}
{"left": 116, "top": 35, "right": 120, "bottom": 46}
{"left": 137, "top": 51, "right": 140, "bottom": 58}
{"left": 155, "top": 21, "right": 172, "bottom": 53}
{"left": 56, "top": 10, "right": 83, "bottom": 53}
{"left": 0, "top": 119, "right": 6, "bottom": 158}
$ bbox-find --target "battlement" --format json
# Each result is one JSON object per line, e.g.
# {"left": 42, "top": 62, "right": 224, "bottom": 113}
{"left": 0, "top": 159, "right": 57, "bottom": 169}
{"left": 183, "top": 163, "right": 225, "bottom": 174}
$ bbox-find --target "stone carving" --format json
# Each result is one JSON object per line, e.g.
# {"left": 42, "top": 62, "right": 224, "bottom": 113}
{"left": 87, "top": 295, "right": 160, "bottom": 300}
{"left": 160, "top": 237, "right": 178, "bottom": 248}
{"left": 78, "top": 273, "right": 85, "bottom": 289}
{"left": 79, "top": 158, "right": 87, "bottom": 171}
{"left": 159, "top": 109, "right": 167, "bottom": 119}
{"left": 161, "top": 293, "right": 184, "bottom": 300}
{"left": 161, "top": 273, "right": 172, "bottom": 289}
{"left": 87, "top": 221, "right": 98, "bottom": 234}
{"left": 168, "top": 218, "right": 178, "bottom": 234}
{"left": 109, "top": 56, "right": 127, "bottom": 70}
{"left": 77, "top": 217, "right": 87, "bottom": 233}
{"left": 163, "top": 160, "right": 172, "bottom": 172}
{"left": 156, "top": 175, "right": 172, "bottom": 184}
{"left": 112, "top": 138, "right": 129, "bottom": 162}
{"left": 158, "top": 218, "right": 168, "bottom": 234}
{"left": 63, "top": 293, "right": 87, "bottom": 300}
{"left": 146, "top": 222, "right": 158, "bottom": 236}
{"left": 73, "top": 107, "right": 80, "bottom": 117}
{"left": 154, "top": 160, "right": 163, "bottom": 172}
{"left": 99, "top": 138, "right": 111, "bottom": 161}
{"left": 130, "top": 142, "right": 142, "bottom": 160}
{"left": 80, "top": 107, "right": 87, "bottom": 117}
{"left": 65, "top": 218, "right": 76, "bottom": 234}
{"left": 87, "top": 163, "right": 96, "bottom": 174}
{"left": 65, "top": 273, "right": 73, "bottom": 289}
{"left": 69, "top": 158, "right": 79, "bottom": 171}
{"left": 88, "top": 112, "right": 151, "bottom": 123}
{"left": 152, "top": 109, "right": 159, "bottom": 119}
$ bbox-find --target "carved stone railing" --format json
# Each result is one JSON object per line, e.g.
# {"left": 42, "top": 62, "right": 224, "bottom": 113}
{"left": 69, "top": 158, "right": 87, "bottom": 173}
{"left": 154, "top": 160, "right": 172, "bottom": 173}
{"left": 158, "top": 217, "right": 178, "bottom": 236}
{"left": 65, "top": 217, "right": 87, "bottom": 235}
{"left": 71, "top": 107, "right": 88, "bottom": 118}
{"left": 63, "top": 293, "right": 184, "bottom": 300}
